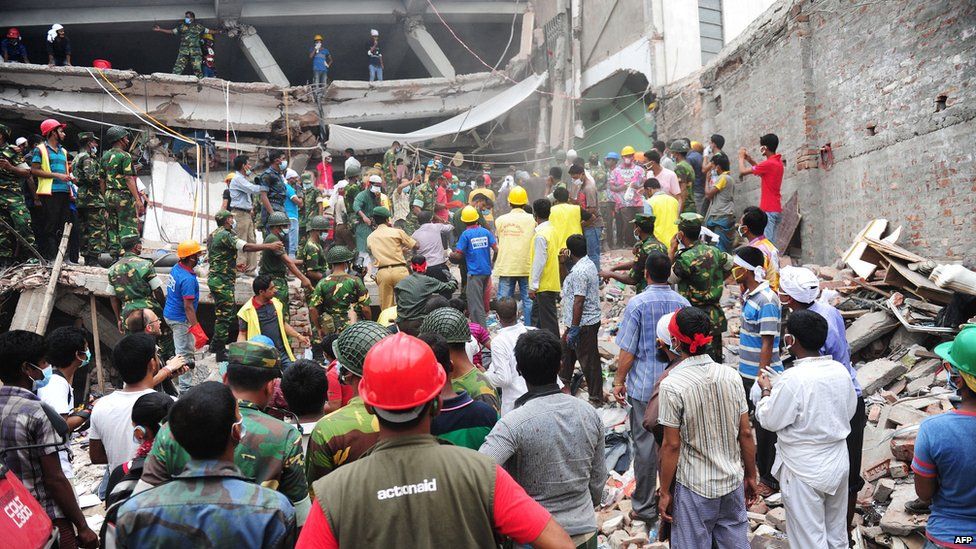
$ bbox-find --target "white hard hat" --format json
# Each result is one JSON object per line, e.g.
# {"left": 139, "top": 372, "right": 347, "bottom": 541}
{"left": 285, "top": 169, "right": 300, "bottom": 180}
{"left": 368, "top": 174, "right": 383, "bottom": 184}
{"left": 370, "top": 29, "right": 379, "bottom": 36}
{"left": 566, "top": 149, "right": 578, "bottom": 160}
{"left": 15, "top": 137, "right": 28, "bottom": 147}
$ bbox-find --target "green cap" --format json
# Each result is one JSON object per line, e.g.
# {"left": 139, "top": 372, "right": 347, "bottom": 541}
{"left": 371, "top": 206, "right": 391, "bottom": 219}
{"left": 301, "top": 172, "right": 314, "bottom": 184}
{"left": 669, "top": 139, "right": 690, "bottom": 153}
{"left": 105, "top": 126, "right": 129, "bottom": 143}
{"left": 419, "top": 307, "right": 471, "bottom": 344}
{"left": 334, "top": 321, "right": 390, "bottom": 376}
{"left": 0, "top": 123, "right": 10, "bottom": 140}
{"left": 215, "top": 209, "right": 232, "bottom": 223}
{"left": 77, "top": 131, "right": 99, "bottom": 143}
{"left": 226, "top": 341, "right": 281, "bottom": 370}
{"left": 326, "top": 245, "right": 356, "bottom": 265}
{"left": 266, "top": 211, "right": 290, "bottom": 227}
{"left": 309, "top": 215, "right": 329, "bottom": 231}
{"left": 632, "top": 213, "right": 656, "bottom": 226}
{"left": 345, "top": 164, "right": 361, "bottom": 178}
{"left": 677, "top": 212, "right": 704, "bottom": 231}
{"left": 934, "top": 324, "right": 976, "bottom": 377}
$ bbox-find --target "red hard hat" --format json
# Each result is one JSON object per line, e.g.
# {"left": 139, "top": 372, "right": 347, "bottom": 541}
{"left": 40, "top": 118, "right": 67, "bottom": 136}
{"left": 7, "top": 28, "right": 20, "bottom": 39}
{"left": 359, "top": 333, "right": 446, "bottom": 411}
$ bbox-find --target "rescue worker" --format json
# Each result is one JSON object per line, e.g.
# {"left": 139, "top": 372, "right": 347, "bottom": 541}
{"left": 0, "top": 122, "right": 37, "bottom": 265}
{"left": 341, "top": 164, "right": 362, "bottom": 220}
{"left": 669, "top": 213, "right": 733, "bottom": 362}
{"left": 200, "top": 32, "right": 217, "bottom": 77}
{"left": 367, "top": 206, "right": 417, "bottom": 310}
{"left": 493, "top": 185, "right": 535, "bottom": 325}
{"left": 298, "top": 170, "right": 323, "bottom": 248}
{"left": 152, "top": 11, "right": 222, "bottom": 78}
{"left": 72, "top": 131, "right": 108, "bottom": 266}
{"left": 140, "top": 340, "right": 311, "bottom": 526}
{"left": 30, "top": 118, "right": 75, "bottom": 260}
{"left": 261, "top": 212, "right": 313, "bottom": 322}
{"left": 670, "top": 139, "right": 698, "bottom": 214}
{"left": 419, "top": 306, "right": 499, "bottom": 413}
{"left": 382, "top": 141, "right": 401, "bottom": 186}
{"left": 305, "top": 321, "right": 389, "bottom": 487}
{"left": 297, "top": 215, "right": 330, "bottom": 286}
{"left": 259, "top": 150, "right": 290, "bottom": 245}
{"left": 207, "top": 209, "right": 285, "bottom": 361}
{"left": 1, "top": 28, "right": 30, "bottom": 63}
{"left": 600, "top": 213, "right": 667, "bottom": 293}
{"left": 297, "top": 332, "right": 575, "bottom": 548}
{"left": 107, "top": 233, "right": 175, "bottom": 358}
{"left": 406, "top": 168, "right": 438, "bottom": 234}
{"left": 394, "top": 255, "right": 459, "bottom": 335}
{"left": 308, "top": 245, "right": 371, "bottom": 340}
{"left": 352, "top": 175, "right": 382, "bottom": 269}
{"left": 101, "top": 126, "right": 143, "bottom": 258}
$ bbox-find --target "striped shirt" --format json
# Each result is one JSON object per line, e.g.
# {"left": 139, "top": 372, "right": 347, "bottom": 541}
{"left": 658, "top": 354, "right": 748, "bottom": 499}
{"left": 31, "top": 143, "right": 69, "bottom": 193}
{"left": 615, "top": 285, "right": 689, "bottom": 401}
{"left": 737, "top": 282, "right": 782, "bottom": 380}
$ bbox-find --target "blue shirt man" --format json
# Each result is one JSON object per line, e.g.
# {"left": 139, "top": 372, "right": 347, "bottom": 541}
{"left": 453, "top": 212, "right": 497, "bottom": 327}
{"left": 456, "top": 224, "right": 496, "bottom": 276}
{"left": 31, "top": 142, "right": 69, "bottom": 193}
{"left": 164, "top": 262, "right": 200, "bottom": 322}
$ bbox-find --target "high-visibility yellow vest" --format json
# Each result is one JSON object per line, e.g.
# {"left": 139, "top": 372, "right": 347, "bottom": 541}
{"left": 34, "top": 143, "right": 70, "bottom": 196}
{"left": 236, "top": 297, "right": 296, "bottom": 362}
{"left": 529, "top": 223, "right": 560, "bottom": 292}
{"left": 549, "top": 203, "right": 582, "bottom": 252}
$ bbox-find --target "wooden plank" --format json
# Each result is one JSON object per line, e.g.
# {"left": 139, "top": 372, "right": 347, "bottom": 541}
{"left": 774, "top": 191, "right": 801, "bottom": 253}
{"left": 843, "top": 219, "right": 887, "bottom": 279}
{"left": 881, "top": 253, "right": 952, "bottom": 305}
{"left": 90, "top": 294, "right": 106, "bottom": 394}
{"left": 36, "top": 223, "right": 72, "bottom": 334}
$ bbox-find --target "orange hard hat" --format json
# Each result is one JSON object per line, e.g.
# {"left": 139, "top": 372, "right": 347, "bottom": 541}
{"left": 176, "top": 240, "right": 203, "bottom": 259}
{"left": 40, "top": 118, "right": 67, "bottom": 136}
{"left": 359, "top": 333, "right": 446, "bottom": 414}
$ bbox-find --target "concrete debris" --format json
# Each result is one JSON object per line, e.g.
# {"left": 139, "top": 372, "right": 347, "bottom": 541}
{"left": 874, "top": 479, "right": 896, "bottom": 503}
{"left": 764, "top": 507, "right": 787, "bottom": 532}
{"left": 847, "top": 311, "right": 900, "bottom": 354}
{"left": 880, "top": 485, "right": 928, "bottom": 536}
{"left": 857, "top": 358, "right": 909, "bottom": 395}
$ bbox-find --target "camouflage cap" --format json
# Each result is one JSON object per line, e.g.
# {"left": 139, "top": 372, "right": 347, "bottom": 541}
{"left": 325, "top": 245, "right": 356, "bottom": 265}
{"left": 105, "top": 126, "right": 129, "bottom": 143}
{"left": 309, "top": 215, "right": 329, "bottom": 231}
{"left": 301, "top": 171, "right": 314, "bottom": 184}
{"left": 669, "top": 139, "right": 690, "bottom": 154}
{"left": 0, "top": 123, "right": 10, "bottom": 140}
{"left": 371, "top": 206, "right": 391, "bottom": 219}
{"left": 334, "top": 321, "right": 390, "bottom": 376}
{"left": 77, "top": 131, "right": 99, "bottom": 143}
{"left": 226, "top": 341, "right": 281, "bottom": 370}
{"left": 677, "top": 212, "right": 704, "bottom": 231}
{"left": 266, "top": 211, "right": 290, "bottom": 227}
{"left": 419, "top": 307, "right": 471, "bottom": 344}
{"left": 215, "top": 209, "right": 233, "bottom": 223}
{"left": 631, "top": 213, "right": 656, "bottom": 225}
{"left": 119, "top": 231, "right": 141, "bottom": 249}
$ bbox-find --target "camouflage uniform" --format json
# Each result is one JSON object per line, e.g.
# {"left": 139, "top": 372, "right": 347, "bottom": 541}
{"left": 452, "top": 369, "right": 500, "bottom": 415}
{"left": 260, "top": 232, "right": 291, "bottom": 320}
{"left": 72, "top": 150, "right": 108, "bottom": 264}
{"left": 107, "top": 251, "right": 175, "bottom": 359}
{"left": 672, "top": 241, "right": 733, "bottom": 362}
{"left": 342, "top": 180, "right": 361, "bottom": 220}
{"left": 171, "top": 22, "right": 207, "bottom": 77}
{"left": 207, "top": 224, "right": 243, "bottom": 352}
{"left": 674, "top": 160, "right": 698, "bottom": 215}
{"left": 628, "top": 234, "right": 668, "bottom": 293}
{"left": 308, "top": 272, "right": 369, "bottom": 335}
{"left": 297, "top": 239, "right": 327, "bottom": 281}
{"left": 101, "top": 148, "right": 138, "bottom": 257}
{"left": 404, "top": 181, "right": 436, "bottom": 235}
{"left": 382, "top": 147, "right": 397, "bottom": 186}
{"left": 305, "top": 396, "right": 380, "bottom": 489}
{"left": 419, "top": 307, "right": 500, "bottom": 413}
{"left": 115, "top": 460, "right": 296, "bottom": 549}
{"left": 298, "top": 172, "right": 321, "bottom": 247}
{"left": 0, "top": 143, "right": 35, "bottom": 262}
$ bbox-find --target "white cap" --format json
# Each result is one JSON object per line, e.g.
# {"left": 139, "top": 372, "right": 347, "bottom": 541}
{"left": 566, "top": 149, "right": 578, "bottom": 160}
{"left": 370, "top": 29, "right": 379, "bottom": 36}
{"left": 779, "top": 266, "right": 821, "bottom": 304}
{"left": 336, "top": 180, "right": 348, "bottom": 189}
{"left": 368, "top": 174, "right": 383, "bottom": 184}
{"left": 15, "top": 137, "right": 28, "bottom": 147}
{"left": 656, "top": 312, "right": 674, "bottom": 343}
{"left": 285, "top": 168, "right": 300, "bottom": 180}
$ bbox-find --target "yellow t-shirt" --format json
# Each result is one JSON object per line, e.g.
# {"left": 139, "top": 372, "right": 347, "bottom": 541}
{"left": 494, "top": 209, "right": 536, "bottom": 277}
{"left": 648, "top": 192, "right": 680, "bottom": 246}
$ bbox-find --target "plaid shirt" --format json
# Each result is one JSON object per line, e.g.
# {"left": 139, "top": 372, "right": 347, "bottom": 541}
{"left": 0, "top": 386, "right": 67, "bottom": 519}
{"left": 615, "top": 285, "right": 689, "bottom": 401}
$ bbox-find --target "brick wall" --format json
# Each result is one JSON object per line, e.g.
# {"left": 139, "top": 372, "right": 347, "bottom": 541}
{"left": 655, "top": 0, "right": 976, "bottom": 263}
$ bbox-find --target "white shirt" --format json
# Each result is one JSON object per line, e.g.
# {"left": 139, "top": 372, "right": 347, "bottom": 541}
{"left": 37, "top": 374, "right": 75, "bottom": 478}
{"left": 485, "top": 323, "right": 534, "bottom": 416}
{"left": 89, "top": 388, "right": 158, "bottom": 471}
{"left": 755, "top": 356, "right": 857, "bottom": 494}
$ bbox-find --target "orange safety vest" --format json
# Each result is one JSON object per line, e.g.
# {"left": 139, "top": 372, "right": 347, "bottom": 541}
{"left": 34, "top": 143, "right": 70, "bottom": 196}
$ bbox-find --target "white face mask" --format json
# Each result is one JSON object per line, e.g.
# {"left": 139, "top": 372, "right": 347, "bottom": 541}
{"left": 230, "top": 218, "right": 238, "bottom": 231}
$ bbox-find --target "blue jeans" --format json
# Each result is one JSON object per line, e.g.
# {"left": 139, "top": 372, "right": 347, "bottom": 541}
{"left": 168, "top": 319, "right": 194, "bottom": 392}
{"left": 497, "top": 276, "right": 532, "bottom": 327}
{"left": 369, "top": 64, "right": 383, "bottom": 81}
{"left": 764, "top": 211, "right": 782, "bottom": 242}
{"left": 584, "top": 226, "right": 602, "bottom": 269}
{"left": 288, "top": 218, "right": 299, "bottom": 257}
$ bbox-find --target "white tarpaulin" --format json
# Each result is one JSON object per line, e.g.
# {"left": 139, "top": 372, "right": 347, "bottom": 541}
{"left": 142, "top": 158, "right": 226, "bottom": 245}
{"left": 328, "top": 72, "right": 547, "bottom": 152}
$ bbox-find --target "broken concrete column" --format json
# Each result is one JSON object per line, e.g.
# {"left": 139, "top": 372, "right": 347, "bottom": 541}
{"left": 238, "top": 26, "right": 290, "bottom": 87}
{"left": 404, "top": 17, "right": 456, "bottom": 79}
{"left": 857, "top": 358, "right": 909, "bottom": 395}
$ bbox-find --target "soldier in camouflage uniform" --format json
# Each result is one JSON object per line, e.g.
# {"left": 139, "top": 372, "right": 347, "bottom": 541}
{"left": 298, "top": 170, "right": 322, "bottom": 249}
{"left": 670, "top": 213, "right": 733, "bottom": 362}
{"left": 298, "top": 215, "right": 329, "bottom": 286}
{"left": 207, "top": 209, "right": 285, "bottom": 361}
{"left": 261, "top": 212, "right": 313, "bottom": 323}
{"left": 141, "top": 341, "right": 312, "bottom": 524}
{"left": 599, "top": 213, "right": 667, "bottom": 293}
{"left": 308, "top": 245, "right": 370, "bottom": 338}
{"left": 152, "top": 11, "right": 222, "bottom": 78}
{"left": 404, "top": 169, "right": 437, "bottom": 235}
{"left": 341, "top": 165, "right": 362, "bottom": 221}
{"left": 115, "top": 381, "right": 297, "bottom": 548}
{"left": 101, "top": 126, "right": 143, "bottom": 258}
{"left": 305, "top": 321, "right": 388, "bottom": 489}
{"left": 0, "top": 123, "right": 37, "bottom": 264}
{"left": 381, "top": 141, "right": 400, "bottom": 186}
{"left": 72, "top": 132, "right": 108, "bottom": 265}
{"left": 107, "top": 233, "right": 175, "bottom": 358}
{"left": 671, "top": 139, "right": 698, "bottom": 215}
{"left": 419, "top": 307, "right": 500, "bottom": 413}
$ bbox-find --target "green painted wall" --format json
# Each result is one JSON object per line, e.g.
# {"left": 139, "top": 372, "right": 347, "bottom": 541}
{"left": 576, "top": 100, "right": 655, "bottom": 161}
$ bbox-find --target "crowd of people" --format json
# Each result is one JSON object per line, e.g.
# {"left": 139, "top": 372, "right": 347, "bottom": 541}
{"left": 1, "top": 124, "right": 974, "bottom": 549}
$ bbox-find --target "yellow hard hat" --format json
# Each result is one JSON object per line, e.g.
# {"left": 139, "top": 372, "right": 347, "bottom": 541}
{"left": 460, "top": 205, "right": 479, "bottom": 223}
{"left": 177, "top": 240, "right": 203, "bottom": 259}
{"left": 621, "top": 145, "right": 636, "bottom": 156}
{"left": 224, "top": 172, "right": 235, "bottom": 182}
{"left": 314, "top": 34, "right": 324, "bottom": 41}
{"left": 508, "top": 185, "right": 528, "bottom": 206}
{"left": 202, "top": 33, "right": 214, "bottom": 41}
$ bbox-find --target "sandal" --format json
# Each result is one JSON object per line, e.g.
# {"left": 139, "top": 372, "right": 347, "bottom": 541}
{"left": 757, "top": 482, "right": 777, "bottom": 498}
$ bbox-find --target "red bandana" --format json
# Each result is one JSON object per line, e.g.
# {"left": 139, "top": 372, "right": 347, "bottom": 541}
{"left": 668, "top": 309, "right": 713, "bottom": 354}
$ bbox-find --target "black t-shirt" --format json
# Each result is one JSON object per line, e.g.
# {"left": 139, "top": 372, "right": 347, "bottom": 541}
{"left": 238, "top": 301, "right": 286, "bottom": 356}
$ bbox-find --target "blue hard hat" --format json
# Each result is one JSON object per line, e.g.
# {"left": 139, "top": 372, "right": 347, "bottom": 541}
{"left": 249, "top": 335, "right": 275, "bottom": 347}
{"left": 605, "top": 152, "right": 621, "bottom": 160}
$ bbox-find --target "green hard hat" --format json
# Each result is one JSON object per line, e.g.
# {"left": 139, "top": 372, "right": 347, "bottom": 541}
{"left": 334, "top": 321, "right": 390, "bottom": 376}
{"left": 632, "top": 213, "right": 655, "bottom": 226}
{"left": 935, "top": 324, "right": 976, "bottom": 377}
{"left": 419, "top": 307, "right": 471, "bottom": 344}
{"left": 266, "top": 211, "right": 290, "bottom": 227}
{"left": 309, "top": 215, "right": 330, "bottom": 231}
{"left": 326, "top": 245, "right": 356, "bottom": 265}
{"left": 371, "top": 206, "right": 391, "bottom": 219}
{"left": 227, "top": 341, "right": 281, "bottom": 371}
{"left": 677, "top": 212, "right": 704, "bottom": 231}
{"left": 77, "top": 131, "right": 99, "bottom": 144}
{"left": 301, "top": 171, "right": 314, "bottom": 184}
{"left": 0, "top": 123, "right": 10, "bottom": 140}
{"left": 105, "top": 126, "right": 129, "bottom": 143}
{"left": 215, "top": 209, "right": 233, "bottom": 223}
{"left": 345, "top": 164, "right": 361, "bottom": 178}
{"left": 669, "top": 139, "right": 690, "bottom": 154}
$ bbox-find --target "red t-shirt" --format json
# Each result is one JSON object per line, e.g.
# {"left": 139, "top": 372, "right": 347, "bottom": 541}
{"left": 326, "top": 360, "right": 353, "bottom": 406}
{"left": 751, "top": 154, "right": 784, "bottom": 213}
{"left": 296, "top": 464, "right": 551, "bottom": 548}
